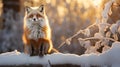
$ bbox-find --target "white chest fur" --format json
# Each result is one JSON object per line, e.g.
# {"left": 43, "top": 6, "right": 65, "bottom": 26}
{"left": 28, "top": 25, "right": 46, "bottom": 40}
{"left": 26, "top": 21, "right": 47, "bottom": 40}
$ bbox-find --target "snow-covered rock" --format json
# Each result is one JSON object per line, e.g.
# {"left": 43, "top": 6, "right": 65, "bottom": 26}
{"left": 0, "top": 42, "right": 120, "bottom": 67}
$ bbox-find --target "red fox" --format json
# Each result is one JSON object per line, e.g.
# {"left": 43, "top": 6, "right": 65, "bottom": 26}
{"left": 22, "top": 5, "right": 53, "bottom": 56}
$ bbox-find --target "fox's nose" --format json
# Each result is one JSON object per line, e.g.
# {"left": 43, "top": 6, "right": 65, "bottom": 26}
{"left": 33, "top": 18, "right": 37, "bottom": 21}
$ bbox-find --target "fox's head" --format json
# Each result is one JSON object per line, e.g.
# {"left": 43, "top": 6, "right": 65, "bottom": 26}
{"left": 24, "top": 5, "right": 48, "bottom": 27}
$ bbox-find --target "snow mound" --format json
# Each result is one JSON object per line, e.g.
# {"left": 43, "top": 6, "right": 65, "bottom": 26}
{"left": 0, "top": 42, "right": 120, "bottom": 67}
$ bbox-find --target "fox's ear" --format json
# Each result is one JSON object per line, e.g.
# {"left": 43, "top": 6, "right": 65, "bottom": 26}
{"left": 25, "top": 6, "right": 31, "bottom": 13}
{"left": 39, "top": 5, "right": 44, "bottom": 12}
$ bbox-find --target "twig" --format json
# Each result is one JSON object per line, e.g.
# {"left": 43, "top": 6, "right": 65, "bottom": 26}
{"left": 58, "top": 23, "right": 97, "bottom": 48}
{"left": 58, "top": 30, "right": 83, "bottom": 48}
{"left": 80, "top": 37, "right": 118, "bottom": 42}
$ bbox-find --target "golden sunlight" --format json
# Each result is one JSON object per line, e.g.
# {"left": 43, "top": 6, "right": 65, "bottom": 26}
{"left": 92, "top": 0, "right": 102, "bottom": 7}
{"left": 57, "top": 5, "right": 67, "bottom": 18}
{"left": 77, "top": 0, "right": 92, "bottom": 9}
{"left": 45, "top": 0, "right": 103, "bottom": 24}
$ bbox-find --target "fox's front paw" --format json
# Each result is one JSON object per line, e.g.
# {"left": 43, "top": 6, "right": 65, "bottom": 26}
{"left": 30, "top": 52, "right": 35, "bottom": 56}
{"left": 39, "top": 51, "right": 45, "bottom": 57}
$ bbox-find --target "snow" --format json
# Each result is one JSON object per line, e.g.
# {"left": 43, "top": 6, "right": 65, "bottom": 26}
{"left": 65, "top": 38, "right": 72, "bottom": 45}
{"left": 110, "top": 20, "right": 120, "bottom": 34}
{"left": 110, "top": 24, "right": 118, "bottom": 34}
{"left": 84, "top": 40, "right": 91, "bottom": 49}
{"left": 98, "top": 22, "right": 110, "bottom": 36}
{"left": 84, "top": 28, "right": 90, "bottom": 37}
{"left": 94, "top": 33, "right": 103, "bottom": 38}
{"left": 0, "top": 42, "right": 120, "bottom": 67}
{"left": 102, "top": 0, "right": 115, "bottom": 22}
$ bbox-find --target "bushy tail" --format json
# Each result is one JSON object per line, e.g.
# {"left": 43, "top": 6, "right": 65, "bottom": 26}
{"left": 51, "top": 48, "right": 59, "bottom": 53}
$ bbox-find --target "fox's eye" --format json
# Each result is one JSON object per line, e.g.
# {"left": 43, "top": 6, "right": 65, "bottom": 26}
{"left": 36, "top": 14, "right": 42, "bottom": 18}
{"left": 28, "top": 14, "right": 34, "bottom": 18}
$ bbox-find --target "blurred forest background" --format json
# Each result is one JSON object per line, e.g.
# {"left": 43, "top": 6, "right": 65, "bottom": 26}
{"left": 0, "top": 0, "right": 118, "bottom": 55}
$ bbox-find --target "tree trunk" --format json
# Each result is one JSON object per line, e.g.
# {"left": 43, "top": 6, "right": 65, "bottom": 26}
{"left": 2, "top": 0, "right": 23, "bottom": 29}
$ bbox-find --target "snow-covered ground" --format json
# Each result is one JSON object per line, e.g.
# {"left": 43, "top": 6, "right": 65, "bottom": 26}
{"left": 0, "top": 42, "right": 120, "bottom": 67}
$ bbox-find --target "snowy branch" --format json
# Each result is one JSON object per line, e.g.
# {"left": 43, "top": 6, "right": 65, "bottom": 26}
{"left": 58, "top": 0, "right": 119, "bottom": 54}
{"left": 78, "top": 37, "right": 118, "bottom": 42}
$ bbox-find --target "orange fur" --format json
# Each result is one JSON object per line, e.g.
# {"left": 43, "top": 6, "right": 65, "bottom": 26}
{"left": 22, "top": 27, "right": 53, "bottom": 53}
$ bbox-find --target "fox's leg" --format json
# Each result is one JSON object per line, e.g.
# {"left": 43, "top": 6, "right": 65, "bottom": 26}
{"left": 39, "top": 42, "right": 45, "bottom": 57}
{"left": 31, "top": 44, "right": 39, "bottom": 56}
{"left": 24, "top": 44, "right": 31, "bottom": 55}
{"left": 24, "top": 44, "right": 35, "bottom": 56}
{"left": 39, "top": 41, "right": 52, "bottom": 57}
{"left": 30, "top": 44, "right": 35, "bottom": 56}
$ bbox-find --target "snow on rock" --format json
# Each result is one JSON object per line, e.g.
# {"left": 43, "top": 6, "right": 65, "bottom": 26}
{"left": 112, "top": 64, "right": 120, "bottom": 67}
{"left": 0, "top": 42, "right": 120, "bottom": 66}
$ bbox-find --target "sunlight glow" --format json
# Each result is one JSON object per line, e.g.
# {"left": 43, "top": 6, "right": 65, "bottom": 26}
{"left": 46, "top": 0, "right": 50, "bottom": 3}
{"left": 66, "top": 0, "right": 71, "bottom": 4}
{"left": 77, "top": 0, "right": 102, "bottom": 8}
{"left": 77, "top": 0, "right": 92, "bottom": 9}
{"left": 92, "top": 0, "right": 102, "bottom": 7}
{"left": 34, "top": 0, "right": 39, "bottom": 3}
{"left": 0, "top": 0, "right": 2, "bottom": 16}
{"left": 57, "top": 6, "right": 67, "bottom": 18}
